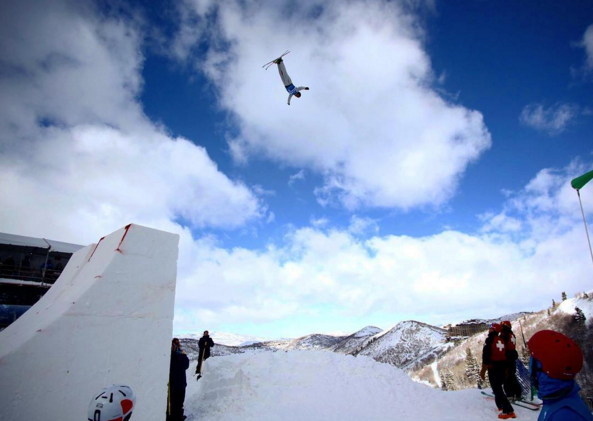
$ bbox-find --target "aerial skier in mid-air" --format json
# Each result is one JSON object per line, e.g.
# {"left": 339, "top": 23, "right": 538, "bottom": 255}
{"left": 263, "top": 51, "right": 309, "bottom": 105}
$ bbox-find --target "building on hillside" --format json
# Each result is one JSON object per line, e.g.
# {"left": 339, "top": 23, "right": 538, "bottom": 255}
{"left": 444, "top": 320, "right": 489, "bottom": 340}
{"left": 0, "top": 232, "right": 83, "bottom": 329}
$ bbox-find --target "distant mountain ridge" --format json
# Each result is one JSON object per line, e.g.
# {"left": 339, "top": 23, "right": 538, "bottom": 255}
{"left": 178, "top": 309, "right": 561, "bottom": 374}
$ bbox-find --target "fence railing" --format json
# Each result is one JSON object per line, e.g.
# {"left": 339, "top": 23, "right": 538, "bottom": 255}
{"left": 0, "top": 266, "right": 63, "bottom": 285}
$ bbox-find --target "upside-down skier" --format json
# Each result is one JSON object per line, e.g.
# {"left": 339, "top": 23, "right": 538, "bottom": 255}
{"left": 273, "top": 56, "right": 309, "bottom": 105}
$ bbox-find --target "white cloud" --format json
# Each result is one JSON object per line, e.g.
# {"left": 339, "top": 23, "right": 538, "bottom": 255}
{"left": 288, "top": 169, "right": 306, "bottom": 186}
{"left": 584, "top": 25, "right": 593, "bottom": 69}
{"left": 0, "top": 0, "right": 265, "bottom": 243}
{"left": 575, "top": 24, "right": 593, "bottom": 74}
{"left": 173, "top": 0, "right": 491, "bottom": 211}
{"left": 310, "top": 217, "right": 329, "bottom": 228}
{"left": 520, "top": 103, "right": 579, "bottom": 135}
{"left": 174, "top": 160, "right": 593, "bottom": 335}
{"left": 348, "top": 215, "right": 379, "bottom": 236}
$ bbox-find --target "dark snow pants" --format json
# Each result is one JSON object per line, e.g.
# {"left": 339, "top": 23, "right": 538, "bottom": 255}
{"left": 489, "top": 364, "right": 514, "bottom": 414}
{"left": 167, "top": 386, "right": 186, "bottom": 421}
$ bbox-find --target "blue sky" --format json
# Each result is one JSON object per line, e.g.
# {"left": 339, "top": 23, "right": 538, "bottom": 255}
{"left": 1, "top": 0, "right": 592, "bottom": 339}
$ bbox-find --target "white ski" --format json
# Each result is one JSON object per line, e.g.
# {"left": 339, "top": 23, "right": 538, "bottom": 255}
{"left": 262, "top": 50, "right": 290, "bottom": 70}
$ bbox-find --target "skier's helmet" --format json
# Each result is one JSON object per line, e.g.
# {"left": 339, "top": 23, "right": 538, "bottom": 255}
{"left": 489, "top": 323, "right": 502, "bottom": 333}
{"left": 295, "top": 92, "right": 302, "bottom": 98}
{"left": 501, "top": 320, "right": 512, "bottom": 329}
{"left": 88, "top": 385, "right": 136, "bottom": 421}
{"left": 528, "top": 330, "right": 583, "bottom": 380}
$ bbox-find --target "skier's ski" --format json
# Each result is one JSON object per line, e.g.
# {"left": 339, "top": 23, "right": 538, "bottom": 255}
{"left": 262, "top": 50, "right": 290, "bottom": 70}
{"left": 480, "top": 391, "right": 541, "bottom": 411}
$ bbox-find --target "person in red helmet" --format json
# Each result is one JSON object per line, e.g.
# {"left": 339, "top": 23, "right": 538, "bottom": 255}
{"left": 481, "top": 323, "right": 516, "bottom": 419}
{"left": 528, "top": 330, "right": 593, "bottom": 421}
{"left": 500, "top": 321, "right": 522, "bottom": 401}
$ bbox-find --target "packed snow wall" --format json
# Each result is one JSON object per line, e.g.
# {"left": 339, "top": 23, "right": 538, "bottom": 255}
{"left": 0, "top": 224, "right": 179, "bottom": 421}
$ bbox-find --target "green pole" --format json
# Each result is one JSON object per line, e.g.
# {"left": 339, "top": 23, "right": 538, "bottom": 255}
{"left": 576, "top": 189, "right": 593, "bottom": 271}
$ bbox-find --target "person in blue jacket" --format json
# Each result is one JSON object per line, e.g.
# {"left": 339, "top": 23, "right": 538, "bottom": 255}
{"left": 528, "top": 330, "right": 593, "bottom": 421}
{"left": 167, "top": 338, "right": 190, "bottom": 421}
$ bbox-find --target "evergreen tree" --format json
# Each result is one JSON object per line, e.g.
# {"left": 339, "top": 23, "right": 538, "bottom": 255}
{"left": 552, "top": 299, "right": 556, "bottom": 308}
{"left": 562, "top": 291, "right": 567, "bottom": 301}
{"left": 439, "top": 369, "right": 448, "bottom": 391}
{"left": 584, "top": 292, "right": 590, "bottom": 299}
{"left": 575, "top": 307, "right": 587, "bottom": 325}
{"left": 547, "top": 308, "right": 551, "bottom": 316}
{"left": 444, "top": 370, "right": 456, "bottom": 391}
{"left": 465, "top": 348, "right": 480, "bottom": 387}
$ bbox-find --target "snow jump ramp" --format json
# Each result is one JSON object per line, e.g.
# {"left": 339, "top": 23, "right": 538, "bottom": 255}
{"left": 0, "top": 224, "right": 179, "bottom": 421}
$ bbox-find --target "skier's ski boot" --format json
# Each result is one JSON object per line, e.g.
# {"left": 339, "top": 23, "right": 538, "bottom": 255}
{"left": 498, "top": 412, "right": 516, "bottom": 419}
{"left": 273, "top": 57, "right": 283, "bottom": 64}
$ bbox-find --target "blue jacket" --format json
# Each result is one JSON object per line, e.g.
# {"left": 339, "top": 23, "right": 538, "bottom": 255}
{"left": 531, "top": 358, "right": 593, "bottom": 421}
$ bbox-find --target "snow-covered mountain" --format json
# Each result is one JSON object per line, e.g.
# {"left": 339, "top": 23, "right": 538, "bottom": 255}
{"left": 332, "top": 325, "right": 383, "bottom": 354}
{"left": 356, "top": 321, "right": 450, "bottom": 371}
{"left": 178, "top": 332, "right": 269, "bottom": 347}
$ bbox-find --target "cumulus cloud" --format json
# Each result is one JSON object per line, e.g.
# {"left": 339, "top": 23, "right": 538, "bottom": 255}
{"left": 572, "top": 24, "right": 593, "bottom": 75}
{"left": 288, "top": 169, "right": 306, "bottom": 187}
{"left": 584, "top": 25, "right": 593, "bottom": 69}
{"left": 173, "top": 0, "right": 491, "bottom": 211}
{"left": 519, "top": 103, "right": 579, "bottom": 135}
{"left": 175, "top": 160, "right": 593, "bottom": 335}
{"left": 0, "top": 0, "right": 265, "bottom": 243}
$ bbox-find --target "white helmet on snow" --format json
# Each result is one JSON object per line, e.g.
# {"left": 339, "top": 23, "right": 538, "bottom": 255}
{"left": 87, "top": 384, "right": 136, "bottom": 421}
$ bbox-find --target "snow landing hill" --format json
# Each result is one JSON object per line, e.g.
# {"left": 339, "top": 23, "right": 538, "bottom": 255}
{"left": 183, "top": 350, "right": 541, "bottom": 421}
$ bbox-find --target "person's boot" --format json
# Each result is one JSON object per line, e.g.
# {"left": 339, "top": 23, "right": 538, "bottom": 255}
{"left": 498, "top": 412, "right": 516, "bottom": 419}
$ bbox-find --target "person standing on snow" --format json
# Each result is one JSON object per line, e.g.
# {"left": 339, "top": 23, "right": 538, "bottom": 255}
{"left": 273, "top": 56, "right": 309, "bottom": 105}
{"left": 481, "top": 323, "right": 516, "bottom": 419}
{"left": 528, "top": 330, "right": 593, "bottom": 421}
{"left": 196, "top": 330, "right": 215, "bottom": 378}
{"left": 167, "top": 338, "right": 189, "bottom": 421}
{"left": 500, "top": 321, "right": 522, "bottom": 401}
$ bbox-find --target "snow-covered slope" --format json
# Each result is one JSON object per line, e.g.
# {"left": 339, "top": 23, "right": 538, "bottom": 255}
{"left": 332, "top": 325, "right": 382, "bottom": 354}
{"left": 183, "top": 350, "right": 539, "bottom": 421}
{"left": 284, "top": 333, "right": 346, "bottom": 350}
{"left": 357, "top": 321, "right": 449, "bottom": 370}
{"left": 558, "top": 291, "right": 593, "bottom": 322}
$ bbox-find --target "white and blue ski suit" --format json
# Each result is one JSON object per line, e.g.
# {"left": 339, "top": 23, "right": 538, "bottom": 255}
{"left": 276, "top": 59, "right": 308, "bottom": 105}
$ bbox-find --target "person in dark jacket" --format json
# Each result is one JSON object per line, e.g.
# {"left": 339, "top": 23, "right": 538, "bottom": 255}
{"left": 500, "top": 320, "right": 522, "bottom": 401}
{"left": 196, "top": 330, "right": 215, "bottom": 378}
{"left": 528, "top": 330, "right": 593, "bottom": 421}
{"left": 167, "top": 338, "right": 190, "bottom": 421}
{"left": 480, "top": 323, "right": 515, "bottom": 419}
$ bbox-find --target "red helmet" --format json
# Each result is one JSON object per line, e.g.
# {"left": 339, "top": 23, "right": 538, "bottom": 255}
{"left": 489, "top": 323, "right": 502, "bottom": 333}
{"left": 501, "top": 320, "right": 512, "bottom": 329}
{"left": 528, "top": 330, "right": 583, "bottom": 380}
